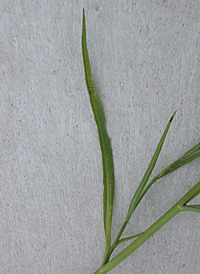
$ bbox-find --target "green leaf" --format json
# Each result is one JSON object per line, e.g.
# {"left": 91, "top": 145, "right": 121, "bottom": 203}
{"left": 82, "top": 9, "right": 115, "bottom": 261}
{"left": 136, "top": 144, "right": 200, "bottom": 207}
{"left": 127, "top": 111, "right": 176, "bottom": 216}
{"left": 111, "top": 112, "right": 176, "bottom": 247}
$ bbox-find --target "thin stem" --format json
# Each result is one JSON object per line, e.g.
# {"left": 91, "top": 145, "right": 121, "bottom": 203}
{"left": 111, "top": 219, "right": 128, "bottom": 252}
{"left": 179, "top": 205, "right": 200, "bottom": 213}
{"left": 94, "top": 181, "right": 200, "bottom": 274}
{"left": 108, "top": 232, "right": 143, "bottom": 261}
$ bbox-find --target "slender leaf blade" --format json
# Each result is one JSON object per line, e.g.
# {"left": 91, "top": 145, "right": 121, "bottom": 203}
{"left": 82, "top": 9, "right": 115, "bottom": 259}
{"left": 127, "top": 111, "right": 176, "bottom": 218}
{"left": 137, "top": 148, "right": 200, "bottom": 207}
{"left": 112, "top": 112, "right": 176, "bottom": 247}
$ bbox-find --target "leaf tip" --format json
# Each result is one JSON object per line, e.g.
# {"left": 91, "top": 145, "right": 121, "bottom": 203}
{"left": 169, "top": 110, "right": 177, "bottom": 122}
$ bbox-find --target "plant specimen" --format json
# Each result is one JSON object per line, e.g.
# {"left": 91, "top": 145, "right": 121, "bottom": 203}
{"left": 82, "top": 9, "right": 200, "bottom": 274}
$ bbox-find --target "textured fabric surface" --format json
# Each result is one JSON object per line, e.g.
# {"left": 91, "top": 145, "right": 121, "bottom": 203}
{"left": 1, "top": 1, "right": 200, "bottom": 273}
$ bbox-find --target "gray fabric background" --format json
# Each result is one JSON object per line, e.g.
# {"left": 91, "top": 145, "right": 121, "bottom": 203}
{"left": 1, "top": 1, "right": 200, "bottom": 273}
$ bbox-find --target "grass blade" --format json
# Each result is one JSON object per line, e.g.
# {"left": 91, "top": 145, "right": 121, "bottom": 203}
{"left": 127, "top": 111, "right": 176, "bottom": 216}
{"left": 136, "top": 145, "right": 200, "bottom": 207}
{"left": 153, "top": 142, "right": 200, "bottom": 180}
{"left": 112, "top": 112, "right": 176, "bottom": 246}
{"left": 82, "top": 9, "right": 115, "bottom": 260}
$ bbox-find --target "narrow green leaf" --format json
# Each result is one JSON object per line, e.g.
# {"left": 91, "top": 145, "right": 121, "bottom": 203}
{"left": 127, "top": 111, "right": 176, "bottom": 218}
{"left": 154, "top": 142, "right": 200, "bottom": 179}
{"left": 82, "top": 9, "right": 115, "bottom": 260}
{"left": 181, "top": 142, "right": 200, "bottom": 157}
{"left": 111, "top": 112, "right": 176, "bottom": 247}
{"left": 136, "top": 146, "right": 200, "bottom": 207}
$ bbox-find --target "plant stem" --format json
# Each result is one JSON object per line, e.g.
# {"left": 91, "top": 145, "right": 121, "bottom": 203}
{"left": 94, "top": 206, "right": 180, "bottom": 274}
{"left": 94, "top": 181, "right": 200, "bottom": 274}
{"left": 107, "top": 232, "right": 143, "bottom": 261}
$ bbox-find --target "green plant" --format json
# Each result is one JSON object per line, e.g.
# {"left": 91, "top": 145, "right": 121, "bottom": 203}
{"left": 82, "top": 9, "right": 200, "bottom": 274}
